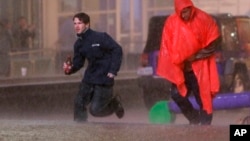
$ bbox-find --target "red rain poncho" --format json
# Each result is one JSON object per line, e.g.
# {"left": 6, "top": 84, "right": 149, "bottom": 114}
{"left": 157, "top": 0, "right": 220, "bottom": 114}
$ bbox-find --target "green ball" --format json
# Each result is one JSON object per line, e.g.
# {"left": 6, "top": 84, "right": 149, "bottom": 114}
{"left": 148, "top": 101, "right": 172, "bottom": 124}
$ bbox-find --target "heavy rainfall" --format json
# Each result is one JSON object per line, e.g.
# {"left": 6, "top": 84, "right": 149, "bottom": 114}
{"left": 0, "top": 0, "right": 250, "bottom": 141}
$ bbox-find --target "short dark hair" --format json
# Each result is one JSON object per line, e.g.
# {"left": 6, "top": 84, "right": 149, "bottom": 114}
{"left": 73, "top": 12, "right": 90, "bottom": 24}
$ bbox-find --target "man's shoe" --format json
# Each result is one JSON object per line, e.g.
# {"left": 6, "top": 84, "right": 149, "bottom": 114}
{"left": 74, "top": 118, "right": 87, "bottom": 123}
{"left": 188, "top": 110, "right": 200, "bottom": 125}
{"left": 114, "top": 95, "right": 125, "bottom": 119}
{"left": 74, "top": 112, "right": 87, "bottom": 123}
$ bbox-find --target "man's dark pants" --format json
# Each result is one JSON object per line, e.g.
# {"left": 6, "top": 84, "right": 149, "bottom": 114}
{"left": 170, "top": 71, "right": 213, "bottom": 125}
{"left": 74, "top": 82, "right": 117, "bottom": 121}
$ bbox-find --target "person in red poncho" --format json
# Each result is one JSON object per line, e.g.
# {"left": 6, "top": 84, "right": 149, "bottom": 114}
{"left": 157, "top": 0, "right": 220, "bottom": 125}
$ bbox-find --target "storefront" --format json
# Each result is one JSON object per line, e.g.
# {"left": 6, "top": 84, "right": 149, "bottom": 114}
{"left": 0, "top": 0, "right": 249, "bottom": 77}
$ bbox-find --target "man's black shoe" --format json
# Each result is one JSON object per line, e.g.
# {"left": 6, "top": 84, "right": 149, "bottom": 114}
{"left": 74, "top": 112, "right": 87, "bottom": 123}
{"left": 74, "top": 118, "right": 87, "bottom": 123}
{"left": 114, "top": 95, "right": 125, "bottom": 119}
{"left": 188, "top": 110, "right": 200, "bottom": 125}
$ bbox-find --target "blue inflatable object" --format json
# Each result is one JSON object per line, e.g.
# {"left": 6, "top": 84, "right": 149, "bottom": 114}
{"left": 148, "top": 50, "right": 159, "bottom": 75}
{"left": 168, "top": 92, "right": 250, "bottom": 113}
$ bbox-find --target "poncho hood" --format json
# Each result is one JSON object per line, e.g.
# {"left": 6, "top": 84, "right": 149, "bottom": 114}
{"left": 175, "top": 0, "right": 195, "bottom": 20}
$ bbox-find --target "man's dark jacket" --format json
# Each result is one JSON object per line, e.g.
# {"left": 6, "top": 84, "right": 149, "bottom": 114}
{"left": 70, "top": 29, "right": 123, "bottom": 85}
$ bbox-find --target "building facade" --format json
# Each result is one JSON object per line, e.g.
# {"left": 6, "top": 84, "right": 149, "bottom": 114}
{"left": 0, "top": 0, "right": 250, "bottom": 77}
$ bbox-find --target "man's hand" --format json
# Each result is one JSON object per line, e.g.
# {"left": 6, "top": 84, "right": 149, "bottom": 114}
{"left": 63, "top": 62, "right": 72, "bottom": 75}
{"left": 195, "top": 38, "right": 220, "bottom": 60}
{"left": 63, "top": 56, "right": 73, "bottom": 75}
{"left": 107, "top": 73, "right": 115, "bottom": 78}
{"left": 195, "top": 45, "right": 216, "bottom": 59}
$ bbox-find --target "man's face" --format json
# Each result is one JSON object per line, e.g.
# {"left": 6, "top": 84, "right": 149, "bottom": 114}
{"left": 181, "top": 6, "right": 192, "bottom": 21}
{"left": 73, "top": 17, "right": 89, "bottom": 34}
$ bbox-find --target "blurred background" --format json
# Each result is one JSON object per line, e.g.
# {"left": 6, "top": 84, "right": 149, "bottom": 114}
{"left": 0, "top": 0, "right": 249, "bottom": 79}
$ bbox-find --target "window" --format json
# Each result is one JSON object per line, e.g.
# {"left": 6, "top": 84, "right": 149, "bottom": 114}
{"left": 0, "top": 0, "right": 45, "bottom": 78}
{"left": 59, "top": 0, "right": 80, "bottom": 12}
{"left": 0, "top": 0, "right": 42, "bottom": 50}
{"left": 147, "top": 0, "right": 173, "bottom": 7}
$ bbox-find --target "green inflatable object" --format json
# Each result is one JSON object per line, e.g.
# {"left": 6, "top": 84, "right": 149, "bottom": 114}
{"left": 149, "top": 101, "right": 172, "bottom": 124}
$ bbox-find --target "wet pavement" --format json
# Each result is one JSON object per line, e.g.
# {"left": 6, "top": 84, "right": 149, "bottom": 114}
{"left": 0, "top": 107, "right": 249, "bottom": 141}
{"left": 0, "top": 76, "right": 249, "bottom": 140}
{"left": 0, "top": 119, "right": 229, "bottom": 141}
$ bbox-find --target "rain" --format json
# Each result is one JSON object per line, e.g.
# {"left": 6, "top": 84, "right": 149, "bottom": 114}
{"left": 0, "top": 0, "right": 250, "bottom": 140}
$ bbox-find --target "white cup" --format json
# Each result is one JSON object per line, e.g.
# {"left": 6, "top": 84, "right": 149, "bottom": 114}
{"left": 21, "top": 67, "right": 27, "bottom": 77}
